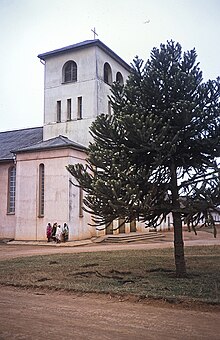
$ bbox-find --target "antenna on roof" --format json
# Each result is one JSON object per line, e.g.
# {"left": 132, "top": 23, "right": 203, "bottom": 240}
{"left": 91, "top": 27, "right": 98, "bottom": 40}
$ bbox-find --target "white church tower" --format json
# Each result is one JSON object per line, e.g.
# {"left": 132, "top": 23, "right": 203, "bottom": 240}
{"left": 38, "top": 39, "right": 131, "bottom": 146}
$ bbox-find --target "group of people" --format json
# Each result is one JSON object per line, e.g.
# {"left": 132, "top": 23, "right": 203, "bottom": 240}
{"left": 46, "top": 222, "right": 69, "bottom": 243}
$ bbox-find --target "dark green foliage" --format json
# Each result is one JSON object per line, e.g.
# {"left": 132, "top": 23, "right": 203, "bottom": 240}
{"left": 67, "top": 41, "right": 220, "bottom": 276}
{"left": 67, "top": 41, "right": 220, "bottom": 227}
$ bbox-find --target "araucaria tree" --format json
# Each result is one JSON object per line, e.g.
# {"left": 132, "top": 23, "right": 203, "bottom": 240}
{"left": 67, "top": 41, "right": 220, "bottom": 277}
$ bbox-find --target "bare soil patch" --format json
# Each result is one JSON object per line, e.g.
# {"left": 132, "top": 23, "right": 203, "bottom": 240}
{"left": 0, "top": 285, "right": 220, "bottom": 340}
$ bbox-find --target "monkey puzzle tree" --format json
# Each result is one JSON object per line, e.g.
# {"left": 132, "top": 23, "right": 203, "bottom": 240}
{"left": 67, "top": 41, "right": 220, "bottom": 277}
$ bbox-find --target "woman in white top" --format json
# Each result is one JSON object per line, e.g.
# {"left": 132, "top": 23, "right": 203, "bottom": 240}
{"left": 55, "top": 225, "right": 62, "bottom": 243}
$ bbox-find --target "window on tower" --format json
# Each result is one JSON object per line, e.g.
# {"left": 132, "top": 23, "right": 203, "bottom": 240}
{"left": 67, "top": 98, "right": 72, "bottom": 120}
{"left": 116, "top": 71, "right": 124, "bottom": 85}
{"left": 104, "top": 62, "right": 112, "bottom": 85}
{"left": 57, "top": 101, "right": 61, "bottom": 122}
{"left": 63, "top": 61, "right": 77, "bottom": 83}
{"left": 77, "top": 96, "right": 82, "bottom": 119}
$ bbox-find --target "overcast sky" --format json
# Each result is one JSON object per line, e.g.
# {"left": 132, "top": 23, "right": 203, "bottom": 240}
{"left": 0, "top": 0, "right": 219, "bottom": 132}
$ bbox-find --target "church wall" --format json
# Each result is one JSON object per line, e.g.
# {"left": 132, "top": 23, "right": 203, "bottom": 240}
{"left": 43, "top": 118, "right": 95, "bottom": 147}
{"left": 68, "top": 172, "right": 95, "bottom": 240}
{"left": 15, "top": 148, "right": 92, "bottom": 241}
{"left": 0, "top": 162, "right": 16, "bottom": 239}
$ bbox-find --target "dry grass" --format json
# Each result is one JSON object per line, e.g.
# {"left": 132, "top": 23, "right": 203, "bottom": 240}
{"left": 0, "top": 246, "right": 219, "bottom": 304}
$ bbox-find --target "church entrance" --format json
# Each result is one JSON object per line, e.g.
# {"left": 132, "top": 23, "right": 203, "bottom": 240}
{"left": 130, "top": 220, "right": 136, "bottom": 232}
{"left": 106, "top": 222, "right": 113, "bottom": 234}
{"left": 105, "top": 219, "right": 137, "bottom": 235}
{"left": 119, "top": 218, "right": 125, "bottom": 233}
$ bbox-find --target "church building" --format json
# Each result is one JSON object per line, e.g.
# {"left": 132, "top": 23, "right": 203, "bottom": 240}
{"left": 1, "top": 39, "right": 148, "bottom": 241}
{"left": 3, "top": 39, "right": 214, "bottom": 241}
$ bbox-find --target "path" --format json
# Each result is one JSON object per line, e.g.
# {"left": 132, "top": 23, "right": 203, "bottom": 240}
{"left": 0, "top": 286, "right": 220, "bottom": 340}
{"left": 1, "top": 229, "right": 220, "bottom": 261}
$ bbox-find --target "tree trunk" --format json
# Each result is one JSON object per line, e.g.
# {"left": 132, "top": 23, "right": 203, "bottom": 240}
{"left": 172, "top": 211, "right": 186, "bottom": 277}
{"left": 170, "top": 163, "right": 187, "bottom": 277}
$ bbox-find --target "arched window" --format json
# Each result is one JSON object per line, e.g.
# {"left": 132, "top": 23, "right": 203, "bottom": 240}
{"left": 63, "top": 61, "right": 77, "bottom": 83}
{"left": 7, "top": 166, "right": 16, "bottom": 214}
{"left": 116, "top": 72, "right": 124, "bottom": 85}
{"left": 39, "top": 163, "right": 45, "bottom": 217}
{"left": 104, "top": 62, "right": 112, "bottom": 85}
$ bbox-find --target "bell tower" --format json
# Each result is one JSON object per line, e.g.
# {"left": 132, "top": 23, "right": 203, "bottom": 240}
{"left": 38, "top": 40, "right": 131, "bottom": 146}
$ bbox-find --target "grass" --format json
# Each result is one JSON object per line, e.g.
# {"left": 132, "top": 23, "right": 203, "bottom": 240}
{"left": 0, "top": 245, "right": 220, "bottom": 305}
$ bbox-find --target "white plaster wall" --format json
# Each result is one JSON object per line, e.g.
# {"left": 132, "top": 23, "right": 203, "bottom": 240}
{"left": 68, "top": 173, "right": 94, "bottom": 240}
{"left": 15, "top": 148, "right": 93, "bottom": 241}
{"left": 15, "top": 158, "right": 39, "bottom": 240}
{"left": 0, "top": 162, "right": 16, "bottom": 238}
{"left": 43, "top": 118, "right": 95, "bottom": 146}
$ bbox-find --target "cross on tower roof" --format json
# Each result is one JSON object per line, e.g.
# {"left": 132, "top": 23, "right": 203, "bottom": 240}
{"left": 91, "top": 27, "right": 98, "bottom": 39}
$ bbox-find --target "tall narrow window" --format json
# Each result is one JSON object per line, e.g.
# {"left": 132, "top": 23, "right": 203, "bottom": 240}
{"left": 79, "top": 187, "right": 83, "bottom": 217}
{"left": 63, "top": 61, "right": 77, "bottom": 83}
{"left": 7, "top": 166, "right": 16, "bottom": 214}
{"left": 104, "top": 62, "right": 112, "bottom": 85}
{"left": 39, "top": 164, "right": 45, "bottom": 217}
{"left": 57, "top": 100, "right": 61, "bottom": 122}
{"left": 77, "top": 96, "right": 82, "bottom": 119}
{"left": 116, "top": 71, "right": 124, "bottom": 85}
{"left": 67, "top": 98, "right": 72, "bottom": 120}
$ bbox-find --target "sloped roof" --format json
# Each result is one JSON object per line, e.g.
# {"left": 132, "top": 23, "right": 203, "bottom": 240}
{"left": 0, "top": 127, "right": 43, "bottom": 162}
{"left": 38, "top": 39, "right": 131, "bottom": 72}
{"left": 12, "top": 135, "right": 87, "bottom": 154}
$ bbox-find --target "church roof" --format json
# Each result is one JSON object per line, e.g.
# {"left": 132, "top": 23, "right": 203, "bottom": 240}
{"left": 0, "top": 127, "right": 43, "bottom": 162}
{"left": 0, "top": 128, "right": 86, "bottom": 163}
{"left": 38, "top": 39, "right": 131, "bottom": 72}
{"left": 12, "top": 135, "right": 87, "bottom": 154}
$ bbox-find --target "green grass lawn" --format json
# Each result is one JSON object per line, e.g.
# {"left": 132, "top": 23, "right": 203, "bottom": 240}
{"left": 0, "top": 246, "right": 219, "bottom": 305}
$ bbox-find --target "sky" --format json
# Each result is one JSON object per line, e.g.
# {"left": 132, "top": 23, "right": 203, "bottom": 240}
{"left": 0, "top": 0, "right": 219, "bottom": 132}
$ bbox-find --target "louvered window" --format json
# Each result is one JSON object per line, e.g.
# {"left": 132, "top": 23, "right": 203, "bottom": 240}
{"left": 63, "top": 61, "right": 77, "bottom": 83}
{"left": 7, "top": 166, "right": 16, "bottom": 214}
{"left": 39, "top": 164, "right": 45, "bottom": 217}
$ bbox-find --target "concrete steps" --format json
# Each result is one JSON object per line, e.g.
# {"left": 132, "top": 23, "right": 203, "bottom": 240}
{"left": 93, "top": 232, "right": 165, "bottom": 244}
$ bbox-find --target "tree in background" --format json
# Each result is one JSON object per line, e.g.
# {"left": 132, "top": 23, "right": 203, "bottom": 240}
{"left": 67, "top": 41, "right": 220, "bottom": 277}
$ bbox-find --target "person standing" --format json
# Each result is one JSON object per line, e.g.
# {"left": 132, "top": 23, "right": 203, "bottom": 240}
{"left": 46, "top": 223, "right": 52, "bottom": 242}
{"left": 51, "top": 222, "right": 57, "bottom": 242}
{"left": 63, "top": 223, "right": 69, "bottom": 242}
{"left": 55, "top": 225, "right": 62, "bottom": 243}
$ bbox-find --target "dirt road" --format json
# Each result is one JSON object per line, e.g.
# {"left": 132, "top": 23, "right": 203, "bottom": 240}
{"left": 0, "top": 286, "right": 220, "bottom": 340}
